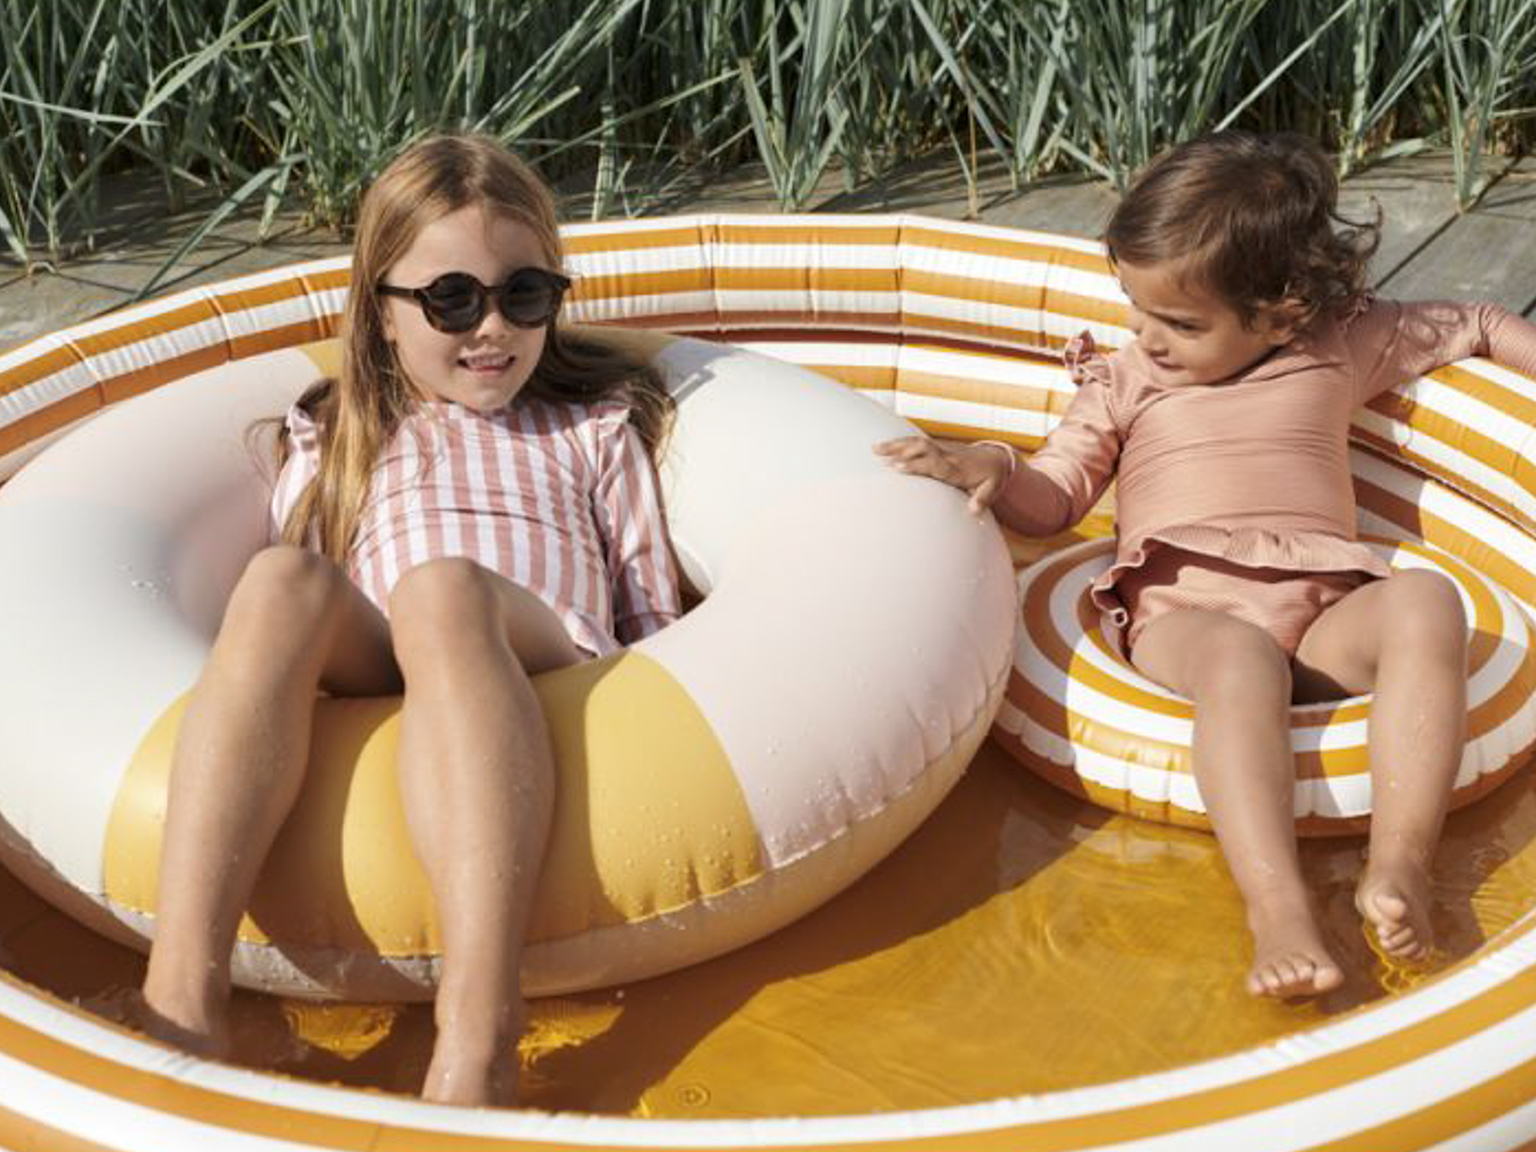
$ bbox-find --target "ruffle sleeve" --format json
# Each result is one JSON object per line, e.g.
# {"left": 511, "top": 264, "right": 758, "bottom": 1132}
{"left": 268, "top": 402, "right": 323, "bottom": 545}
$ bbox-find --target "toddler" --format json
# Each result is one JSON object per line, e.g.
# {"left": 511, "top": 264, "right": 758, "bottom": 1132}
{"left": 879, "top": 130, "right": 1536, "bottom": 998}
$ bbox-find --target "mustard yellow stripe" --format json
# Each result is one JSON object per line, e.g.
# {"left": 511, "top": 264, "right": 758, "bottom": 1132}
{"left": 910, "top": 419, "right": 1044, "bottom": 451}
{"left": 796, "top": 363, "right": 897, "bottom": 391}
{"left": 900, "top": 223, "right": 1113, "bottom": 277}
{"left": 1428, "top": 360, "right": 1536, "bottom": 429}
{"left": 0, "top": 386, "right": 100, "bottom": 457}
{"left": 1299, "top": 1050, "right": 1536, "bottom": 1152}
{"left": 565, "top": 222, "right": 710, "bottom": 253}
{"left": 1354, "top": 470, "right": 1536, "bottom": 606}
{"left": 895, "top": 368, "right": 1062, "bottom": 415}
{"left": 903, "top": 269, "right": 1128, "bottom": 327}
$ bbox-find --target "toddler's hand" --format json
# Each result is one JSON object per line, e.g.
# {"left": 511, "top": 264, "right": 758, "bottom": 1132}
{"left": 874, "top": 436, "right": 1013, "bottom": 514}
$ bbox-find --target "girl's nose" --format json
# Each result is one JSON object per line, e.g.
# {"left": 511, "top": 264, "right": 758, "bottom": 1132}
{"left": 473, "top": 303, "right": 514, "bottom": 339}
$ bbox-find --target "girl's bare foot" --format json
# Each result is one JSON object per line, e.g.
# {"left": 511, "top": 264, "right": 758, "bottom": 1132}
{"left": 1356, "top": 861, "right": 1433, "bottom": 960}
{"left": 423, "top": 1005, "right": 523, "bottom": 1107}
{"left": 134, "top": 987, "right": 231, "bottom": 1060}
{"left": 422, "top": 1043, "right": 519, "bottom": 1106}
{"left": 1245, "top": 896, "right": 1344, "bottom": 998}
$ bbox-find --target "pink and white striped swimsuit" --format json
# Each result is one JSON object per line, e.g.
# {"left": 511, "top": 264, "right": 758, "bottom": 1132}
{"left": 269, "top": 396, "right": 680, "bottom": 657}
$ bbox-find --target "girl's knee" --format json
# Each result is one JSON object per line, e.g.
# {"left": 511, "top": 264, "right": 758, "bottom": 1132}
{"left": 389, "top": 559, "right": 502, "bottom": 654}
{"left": 229, "top": 545, "right": 349, "bottom": 627}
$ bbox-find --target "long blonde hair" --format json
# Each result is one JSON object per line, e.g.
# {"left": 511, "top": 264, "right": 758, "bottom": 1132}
{"left": 278, "top": 133, "right": 672, "bottom": 564}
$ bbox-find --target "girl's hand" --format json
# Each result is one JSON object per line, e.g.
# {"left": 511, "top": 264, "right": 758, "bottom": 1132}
{"left": 874, "top": 436, "right": 1014, "bottom": 514}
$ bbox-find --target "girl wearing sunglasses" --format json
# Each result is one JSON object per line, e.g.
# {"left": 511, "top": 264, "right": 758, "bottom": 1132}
{"left": 140, "top": 134, "right": 679, "bottom": 1106}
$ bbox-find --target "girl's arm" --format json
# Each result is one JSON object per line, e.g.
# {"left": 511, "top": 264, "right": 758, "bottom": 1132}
{"left": 875, "top": 365, "right": 1122, "bottom": 537}
{"left": 1351, "top": 299, "right": 1536, "bottom": 402}
{"left": 594, "top": 415, "right": 682, "bottom": 644}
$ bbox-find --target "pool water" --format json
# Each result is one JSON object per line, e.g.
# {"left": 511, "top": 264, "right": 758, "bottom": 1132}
{"left": 4, "top": 737, "right": 1534, "bottom": 1118}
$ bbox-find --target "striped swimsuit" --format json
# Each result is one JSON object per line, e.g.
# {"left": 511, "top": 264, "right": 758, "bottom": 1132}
{"left": 269, "top": 395, "right": 680, "bottom": 657}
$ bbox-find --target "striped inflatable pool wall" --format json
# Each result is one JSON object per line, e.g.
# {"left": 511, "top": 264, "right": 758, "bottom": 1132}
{"left": 4, "top": 211, "right": 1536, "bottom": 612}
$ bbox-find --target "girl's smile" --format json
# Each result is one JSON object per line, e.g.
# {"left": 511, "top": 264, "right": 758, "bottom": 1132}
{"left": 382, "top": 204, "right": 554, "bottom": 412}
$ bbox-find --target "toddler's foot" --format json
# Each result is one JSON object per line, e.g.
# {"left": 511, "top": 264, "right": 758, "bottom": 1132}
{"left": 1356, "top": 861, "right": 1434, "bottom": 960}
{"left": 1245, "top": 897, "right": 1344, "bottom": 998}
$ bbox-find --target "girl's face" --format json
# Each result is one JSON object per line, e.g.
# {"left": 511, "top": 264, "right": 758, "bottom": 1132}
{"left": 1116, "top": 259, "right": 1292, "bottom": 388}
{"left": 380, "top": 203, "right": 554, "bottom": 412}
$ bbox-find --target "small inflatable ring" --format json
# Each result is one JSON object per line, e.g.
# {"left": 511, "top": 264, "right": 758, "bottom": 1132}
{"left": 996, "top": 535, "right": 1536, "bottom": 834}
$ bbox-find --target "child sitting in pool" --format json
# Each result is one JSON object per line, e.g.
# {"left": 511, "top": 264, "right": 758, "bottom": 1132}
{"left": 139, "top": 133, "right": 679, "bottom": 1103}
{"left": 878, "top": 129, "right": 1536, "bottom": 998}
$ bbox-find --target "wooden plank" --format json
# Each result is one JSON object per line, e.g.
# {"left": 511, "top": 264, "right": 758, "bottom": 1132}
{"left": 1373, "top": 154, "right": 1536, "bottom": 313}
{"left": 1335, "top": 149, "right": 1481, "bottom": 288}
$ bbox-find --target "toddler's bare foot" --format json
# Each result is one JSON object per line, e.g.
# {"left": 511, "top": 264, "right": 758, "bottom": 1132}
{"left": 1356, "top": 861, "right": 1433, "bottom": 960}
{"left": 1245, "top": 897, "right": 1344, "bottom": 998}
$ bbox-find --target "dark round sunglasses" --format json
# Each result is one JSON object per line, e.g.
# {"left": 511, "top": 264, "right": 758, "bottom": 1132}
{"left": 377, "top": 268, "right": 572, "bottom": 333}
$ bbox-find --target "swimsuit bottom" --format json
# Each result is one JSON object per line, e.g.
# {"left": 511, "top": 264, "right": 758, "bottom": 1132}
{"left": 1116, "top": 545, "right": 1372, "bottom": 659}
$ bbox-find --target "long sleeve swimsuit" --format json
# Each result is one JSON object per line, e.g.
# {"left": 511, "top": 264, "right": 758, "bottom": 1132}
{"left": 994, "top": 298, "right": 1536, "bottom": 655}
{"left": 269, "top": 394, "right": 681, "bottom": 657}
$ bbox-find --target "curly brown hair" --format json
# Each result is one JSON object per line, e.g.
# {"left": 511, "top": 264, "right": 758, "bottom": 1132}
{"left": 1105, "top": 130, "right": 1380, "bottom": 334}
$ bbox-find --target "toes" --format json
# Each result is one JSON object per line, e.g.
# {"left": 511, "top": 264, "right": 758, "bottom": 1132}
{"left": 1249, "top": 953, "right": 1343, "bottom": 998}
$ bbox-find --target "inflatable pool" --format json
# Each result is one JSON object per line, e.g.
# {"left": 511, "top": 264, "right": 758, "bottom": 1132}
{"left": 1, "top": 214, "right": 1535, "bottom": 1149}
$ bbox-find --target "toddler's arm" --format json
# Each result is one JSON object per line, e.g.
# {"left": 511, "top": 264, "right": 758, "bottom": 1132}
{"left": 1351, "top": 299, "right": 1536, "bottom": 401}
{"left": 875, "top": 358, "right": 1122, "bottom": 536}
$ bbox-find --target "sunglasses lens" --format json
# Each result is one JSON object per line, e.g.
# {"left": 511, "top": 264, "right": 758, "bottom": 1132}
{"left": 498, "top": 269, "right": 565, "bottom": 326}
{"left": 421, "top": 273, "right": 486, "bottom": 332}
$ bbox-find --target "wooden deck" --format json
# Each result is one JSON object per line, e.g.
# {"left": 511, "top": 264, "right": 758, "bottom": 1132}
{"left": 3, "top": 148, "right": 1536, "bottom": 354}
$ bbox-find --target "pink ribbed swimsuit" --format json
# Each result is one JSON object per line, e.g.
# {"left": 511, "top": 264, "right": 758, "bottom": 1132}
{"left": 270, "top": 395, "right": 680, "bottom": 658}
{"left": 996, "top": 298, "right": 1536, "bottom": 656}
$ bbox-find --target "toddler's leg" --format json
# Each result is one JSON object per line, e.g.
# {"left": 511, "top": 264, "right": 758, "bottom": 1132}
{"left": 1133, "top": 609, "right": 1343, "bottom": 998}
{"left": 1294, "top": 570, "right": 1467, "bottom": 960}
{"left": 141, "top": 546, "right": 398, "bottom": 1054}
{"left": 387, "top": 558, "right": 580, "bottom": 1107}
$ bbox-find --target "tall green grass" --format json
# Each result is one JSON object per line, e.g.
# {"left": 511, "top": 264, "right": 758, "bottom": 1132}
{"left": 2, "top": 0, "right": 1533, "bottom": 274}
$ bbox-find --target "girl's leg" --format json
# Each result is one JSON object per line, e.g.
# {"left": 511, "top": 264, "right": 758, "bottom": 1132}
{"left": 141, "top": 546, "right": 399, "bottom": 1053}
{"left": 1132, "top": 609, "right": 1343, "bottom": 998}
{"left": 1293, "top": 569, "right": 1467, "bottom": 959}
{"left": 386, "top": 557, "right": 581, "bottom": 1107}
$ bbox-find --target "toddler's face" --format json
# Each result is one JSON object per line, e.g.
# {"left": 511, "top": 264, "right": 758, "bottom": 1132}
{"left": 381, "top": 204, "right": 553, "bottom": 412}
{"left": 1116, "top": 260, "right": 1291, "bottom": 388}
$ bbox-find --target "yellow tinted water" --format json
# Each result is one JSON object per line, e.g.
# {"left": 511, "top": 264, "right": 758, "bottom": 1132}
{"left": 7, "top": 739, "right": 1536, "bottom": 1117}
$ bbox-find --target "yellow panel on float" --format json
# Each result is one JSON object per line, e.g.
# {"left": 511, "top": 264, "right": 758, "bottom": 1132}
{"left": 103, "top": 651, "right": 762, "bottom": 956}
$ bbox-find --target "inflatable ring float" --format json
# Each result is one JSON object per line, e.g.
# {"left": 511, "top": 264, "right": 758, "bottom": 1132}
{"left": 1, "top": 213, "right": 1535, "bottom": 1149}
{"left": 1004, "top": 535, "right": 1536, "bottom": 834}
{"left": 0, "top": 328, "right": 1015, "bottom": 998}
